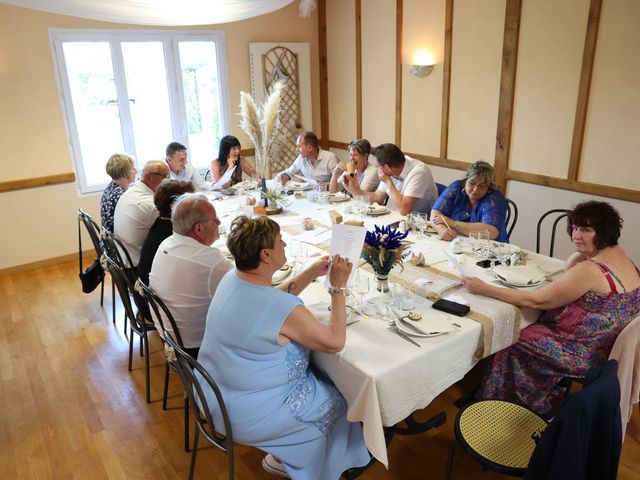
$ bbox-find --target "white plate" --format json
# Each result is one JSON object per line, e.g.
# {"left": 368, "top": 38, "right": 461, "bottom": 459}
{"left": 272, "top": 265, "right": 293, "bottom": 285}
{"left": 394, "top": 318, "right": 453, "bottom": 337}
{"left": 495, "top": 275, "right": 545, "bottom": 288}
{"left": 329, "top": 194, "right": 351, "bottom": 203}
{"left": 366, "top": 207, "right": 390, "bottom": 216}
{"left": 290, "top": 183, "right": 313, "bottom": 191}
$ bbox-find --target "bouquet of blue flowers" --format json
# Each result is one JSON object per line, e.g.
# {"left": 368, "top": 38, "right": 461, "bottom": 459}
{"left": 361, "top": 225, "right": 410, "bottom": 275}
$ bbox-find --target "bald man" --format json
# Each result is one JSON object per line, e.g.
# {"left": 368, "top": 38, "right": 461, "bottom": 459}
{"left": 114, "top": 160, "right": 170, "bottom": 265}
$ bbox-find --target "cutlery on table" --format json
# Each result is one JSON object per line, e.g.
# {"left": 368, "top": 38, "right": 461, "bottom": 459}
{"left": 387, "top": 325, "right": 421, "bottom": 347}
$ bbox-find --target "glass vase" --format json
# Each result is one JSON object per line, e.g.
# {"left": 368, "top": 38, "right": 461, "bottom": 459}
{"left": 375, "top": 273, "right": 389, "bottom": 293}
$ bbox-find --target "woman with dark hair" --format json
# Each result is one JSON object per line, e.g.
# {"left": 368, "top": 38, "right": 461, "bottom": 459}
{"left": 462, "top": 200, "right": 640, "bottom": 414}
{"left": 210, "top": 135, "right": 257, "bottom": 187}
{"left": 431, "top": 160, "right": 509, "bottom": 242}
{"left": 197, "top": 216, "right": 370, "bottom": 478}
{"left": 137, "top": 180, "right": 195, "bottom": 285}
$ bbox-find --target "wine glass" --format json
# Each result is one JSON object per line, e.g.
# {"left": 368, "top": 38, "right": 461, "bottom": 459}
{"left": 355, "top": 270, "right": 372, "bottom": 313}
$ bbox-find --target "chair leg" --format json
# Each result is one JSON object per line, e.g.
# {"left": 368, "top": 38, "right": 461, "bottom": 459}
{"left": 128, "top": 326, "right": 134, "bottom": 372}
{"left": 162, "top": 363, "right": 170, "bottom": 410}
{"left": 143, "top": 334, "right": 150, "bottom": 404}
{"left": 100, "top": 277, "right": 104, "bottom": 306}
{"left": 139, "top": 335, "right": 144, "bottom": 357}
{"left": 184, "top": 394, "right": 190, "bottom": 452}
{"left": 444, "top": 440, "right": 458, "bottom": 480}
{"left": 111, "top": 281, "right": 116, "bottom": 325}
{"left": 188, "top": 424, "right": 200, "bottom": 480}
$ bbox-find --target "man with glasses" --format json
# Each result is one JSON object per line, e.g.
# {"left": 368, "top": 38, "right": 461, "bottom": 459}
{"left": 114, "top": 160, "right": 170, "bottom": 265}
{"left": 149, "top": 193, "right": 232, "bottom": 357}
{"left": 165, "top": 142, "right": 208, "bottom": 190}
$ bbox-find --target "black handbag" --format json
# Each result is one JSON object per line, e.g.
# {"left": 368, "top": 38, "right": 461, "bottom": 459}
{"left": 78, "top": 215, "right": 104, "bottom": 293}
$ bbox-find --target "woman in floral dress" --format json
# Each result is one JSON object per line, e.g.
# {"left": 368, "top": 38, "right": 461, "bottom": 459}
{"left": 462, "top": 201, "right": 640, "bottom": 414}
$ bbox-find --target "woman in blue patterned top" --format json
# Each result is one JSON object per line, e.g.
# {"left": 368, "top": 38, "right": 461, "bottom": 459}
{"left": 100, "top": 153, "right": 136, "bottom": 233}
{"left": 198, "top": 216, "right": 370, "bottom": 479}
{"left": 431, "top": 160, "right": 509, "bottom": 242}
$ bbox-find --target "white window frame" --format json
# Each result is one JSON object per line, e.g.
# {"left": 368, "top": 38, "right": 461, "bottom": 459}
{"left": 49, "top": 28, "right": 231, "bottom": 194}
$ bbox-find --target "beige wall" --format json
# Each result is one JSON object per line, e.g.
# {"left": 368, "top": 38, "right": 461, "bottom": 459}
{"left": 0, "top": 2, "right": 319, "bottom": 270}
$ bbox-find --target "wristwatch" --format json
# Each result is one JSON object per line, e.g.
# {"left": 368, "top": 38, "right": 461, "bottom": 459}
{"left": 327, "top": 286, "right": 347, "bottom": 295}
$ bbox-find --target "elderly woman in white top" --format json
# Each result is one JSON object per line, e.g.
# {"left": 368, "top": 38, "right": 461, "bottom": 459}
{"left": 328, "top": 139, "right": 379, "bottom": 194}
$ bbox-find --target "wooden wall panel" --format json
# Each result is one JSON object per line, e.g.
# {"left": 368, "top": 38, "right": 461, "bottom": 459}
{"left": 447, "top": 0, "right": 504, "bottom": 164}
{"left": 326, "top": 0, "right": 357, "bottom": 143}
{"left": 360, "top": 0, "right": 396, "bottom": 146}
{"left": 401, "top": 0, "right": 445, "bottom": 155}
{"left": 580, "top": 0, "right": 640, "bottom": 190}
{"left": 510, "top": 0, "right": 589, "bottom": 177}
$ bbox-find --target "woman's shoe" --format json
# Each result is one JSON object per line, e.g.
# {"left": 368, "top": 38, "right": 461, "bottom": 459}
{"left": 262, "top": 454, "right": 289, "bottom": 478}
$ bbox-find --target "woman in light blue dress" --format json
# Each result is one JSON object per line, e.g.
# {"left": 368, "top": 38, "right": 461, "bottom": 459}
{"left": 431, "top": 160, "right": 509, "bottom": 242}
{"left": 198, "top": 216, "right": 370, "bottom": 479}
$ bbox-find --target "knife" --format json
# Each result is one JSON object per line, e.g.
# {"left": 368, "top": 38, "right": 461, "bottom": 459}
{"left": 388, "top": 325, "right": 421, "bottom": 347}
{"left": 397, "top": 317, "right": 432, "bottom": 336}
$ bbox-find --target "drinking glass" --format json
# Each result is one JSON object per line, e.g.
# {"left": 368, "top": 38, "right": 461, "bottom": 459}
{"left": 317, "top": 183, "right": 330, "bottom": 204}
{"left": 355, "top": 195, "right": 369, "bottom": 216}
{"left": 417, "top": 213, "right": 430, "bottom": 238}
{"left": 471, "top": 230, "right": 490, "bottom": 258}
{"left": 355, "top": 270, "right": 374, "bottom": 314}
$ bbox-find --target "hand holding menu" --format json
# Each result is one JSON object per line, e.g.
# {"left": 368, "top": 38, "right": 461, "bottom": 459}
{"left": 212, "top": 165, "right": 236, "bottom": 190}
{"left": 325, "top": 224, "right": 366, "bottom": 287}
{"left": 443, "top": 249, "right": 472, "bottom": 277}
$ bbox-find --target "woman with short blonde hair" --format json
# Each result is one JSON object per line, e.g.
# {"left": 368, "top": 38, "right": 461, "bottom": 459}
{"left": 100, "top": 153, "right": 136, "bottom": 233}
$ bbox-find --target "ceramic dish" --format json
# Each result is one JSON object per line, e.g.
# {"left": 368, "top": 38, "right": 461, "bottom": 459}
{"left": 394, "top": 318, "right": 454, "bottom": 337}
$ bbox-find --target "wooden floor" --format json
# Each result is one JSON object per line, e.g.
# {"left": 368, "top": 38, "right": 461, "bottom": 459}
{"left": 2, "top": 258, "right": 640, "bottom": 479}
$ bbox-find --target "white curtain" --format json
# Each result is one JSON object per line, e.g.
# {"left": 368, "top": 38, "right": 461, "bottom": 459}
{"left": 0, "top": 0, "right": 307, "bottom": 25}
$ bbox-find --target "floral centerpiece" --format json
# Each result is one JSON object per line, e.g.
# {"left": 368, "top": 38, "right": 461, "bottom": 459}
{"left": 361, "top": 225, "right": 410, "bottom": 292}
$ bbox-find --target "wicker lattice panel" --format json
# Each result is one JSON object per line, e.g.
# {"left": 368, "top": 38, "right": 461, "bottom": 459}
{"left": 262, "top": 47, "right": 301, "bottom": 172}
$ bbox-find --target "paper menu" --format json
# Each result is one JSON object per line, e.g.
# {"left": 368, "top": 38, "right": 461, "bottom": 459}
{"left": 443, "top": 249, "right": 472, "bottom": 277}
{"left": 212, "top": 165, "right": 237, "bottom": 190}
{"left": 325, "top": 223, "right": 366, "bottom": 287}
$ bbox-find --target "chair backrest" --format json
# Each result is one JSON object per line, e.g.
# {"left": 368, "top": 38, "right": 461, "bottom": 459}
{"left": 164, "top": 331, "right": 234, "bottom": 476}
{"left": 102, "top": 229, "right": 136, "bottom": 282}
{"left": 78, "top": 209, "right": 103, "bottom": 258}
{"left": 140, "top": 282, "right": 185, "bottom": 348}
{"left": 107, "top": 257, "right": 152, "bottom": 336}
{"left": 204, "top": 168, "right": 213, "bottom": 182}
{"left": 608, "top": 315, "right": 640, "bottom": 440}
{"left": 535, "top": 208, "right": 571, "bottom": 257}
{"left": 504, "top": 198, "right": 518, "bottom": 240}
{"left": 524, "top": 360, "right": 622, "bottom": 480}
{"left": 436, "top": 182, "right": 447, "bottom": 196}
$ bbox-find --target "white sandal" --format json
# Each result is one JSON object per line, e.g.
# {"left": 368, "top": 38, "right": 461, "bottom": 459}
{"left": 261, "top": 454, "right": 290, "bottom": 478}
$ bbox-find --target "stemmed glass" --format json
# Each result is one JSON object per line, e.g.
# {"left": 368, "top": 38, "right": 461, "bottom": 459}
{"left": 290, "top": 240, "right": 308, "bottom": 274}
{"left": 355, "top": 270, "right": 373, "bottom": 314}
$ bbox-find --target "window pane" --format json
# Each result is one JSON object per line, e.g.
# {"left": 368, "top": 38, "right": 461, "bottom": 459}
{"left": 62, "top": 42, "right": 124, "bottom": 187}
{"left": 122, "top": 42, "right": 173, "bottom": 164}
{"left": 179, "top": 41, "right": 223, "bottom": 169}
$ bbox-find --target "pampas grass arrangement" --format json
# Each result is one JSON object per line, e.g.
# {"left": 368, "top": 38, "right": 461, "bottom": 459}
{"left": 239, "top": 80, "right": 286, "bottom": 179}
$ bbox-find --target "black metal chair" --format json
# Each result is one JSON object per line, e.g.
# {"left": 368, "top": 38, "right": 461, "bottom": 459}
{"left": 77, "top": 209, "right": 106, "bottom": 304}
{"left": 164, "top": 331, "right": 235, "bottom": 480}
{"left": 101, "top": 229, "right": 137, "bottom": 331}
{"left": 106, "top": 257, "right": 156, "bottom": 404}
{"left": 505, "top": 198, "right": 518, "bottom": 240}
{"left": 535, "top": 209, "right": 571, "bottom": 257}
{"left": 140, "top": 282, "right": 191, "bottom": 452}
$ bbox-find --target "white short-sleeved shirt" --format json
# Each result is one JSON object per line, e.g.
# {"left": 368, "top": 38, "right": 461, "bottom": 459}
{"left": 376, "top": 155, "right": 438, "bottom": 214}
{"left": 113, "top": 180, "right": 158, "bottom": 265}
{"left": 169, "top": 163, "right": 208, "bottom": 191}
{"left": 337, "top": 163, "right": 380, "bottom": 193}
{"left": 280, "top": 148, "right": 339, "bottom": 184}
{"left": 149, "top": 233, "right": 232, "bottom": 348}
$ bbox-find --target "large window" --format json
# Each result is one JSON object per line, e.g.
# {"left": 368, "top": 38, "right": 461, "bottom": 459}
{"left": 50, "top": 29, "right": 230, "bottom": 193}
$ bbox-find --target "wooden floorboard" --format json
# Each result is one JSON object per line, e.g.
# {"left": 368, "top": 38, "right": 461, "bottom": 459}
{"left": 1, "top": 258, "right": 639, "bottom": 479}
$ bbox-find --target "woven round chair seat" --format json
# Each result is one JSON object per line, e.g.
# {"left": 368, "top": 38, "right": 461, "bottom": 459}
{"left": 455, "top": 400, "right": 548, "bottom": 476}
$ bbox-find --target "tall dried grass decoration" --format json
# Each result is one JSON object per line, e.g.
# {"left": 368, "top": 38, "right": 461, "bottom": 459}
{"left": 238, "top": 80, "right": 285, "bottom": 179}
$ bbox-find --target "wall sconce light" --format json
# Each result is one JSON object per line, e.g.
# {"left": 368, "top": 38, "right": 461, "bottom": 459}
{"left": 410, "top": 50, "right": 435, "bottom": 77}
{"left": 409, "top": 64, "right": 434, "bottom": 77}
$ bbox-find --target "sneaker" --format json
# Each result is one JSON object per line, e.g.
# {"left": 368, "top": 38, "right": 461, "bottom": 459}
{"left": 262, "top": 454, "right": 290, "bottom": 478}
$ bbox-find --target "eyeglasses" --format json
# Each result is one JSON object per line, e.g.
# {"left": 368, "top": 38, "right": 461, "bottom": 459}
{"left": 150, "top": 172, "right": 170, "bottom": 179}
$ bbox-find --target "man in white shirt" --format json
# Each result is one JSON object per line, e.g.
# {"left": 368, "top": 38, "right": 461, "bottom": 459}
{"left": 344, "top": 143, "right": 438, "bottom": 215}
{"left": 149, "top": 193, "right": 232, "bottom": 355}
{"left": 113, "top": 160, "right": 169, "bottom": 265}
{"left": 278, "top": 131, "right": 339, "bottom": 185}
{"left": 166, "top": 142, "right": 208, "bottom": 190}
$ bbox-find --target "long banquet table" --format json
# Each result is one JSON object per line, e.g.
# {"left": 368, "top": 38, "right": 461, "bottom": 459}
{"left": 208, "top": 186, "right": 564, "bottom": 468}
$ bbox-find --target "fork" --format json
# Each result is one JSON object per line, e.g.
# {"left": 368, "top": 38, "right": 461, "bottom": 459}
{"left": 387, "top": 324, "right": 421, "bottom": 347}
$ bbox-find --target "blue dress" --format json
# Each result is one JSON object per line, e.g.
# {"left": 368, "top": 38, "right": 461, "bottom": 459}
{"left": 198, "top": 271, "right": 370, "bottom": 480}
{"left": 432, "top": 179, "right": 509, "bottom": 242}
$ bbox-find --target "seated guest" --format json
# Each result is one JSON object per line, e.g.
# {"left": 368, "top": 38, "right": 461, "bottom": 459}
{"left": 344, "top": 143, "right": 437, "bottom": 215}
{"left": 431, "top": 160, "right": 509, "bottom": 242}
{"left": 328, "top": 138, "right": 379, "bottom": 194}
{"left": 462, "top": 201, "right": 640, "bottom": 414}
{"left": 165, "top": 141, "right": 208, "bottom": 190}
{"left": 100, "top": 153, "right": 136, "bottom": 233}
{"left": 149, "top": 193, "right": 232, "bottom": 357}
{"left": 198, "top": 216, "right": 370, "bottom": 478}
{"left": 137, "top": 180, "right": 195, "bottom": 285}
{"left": 278, "top": 131, "right": 338, "bottom": 185}
{"left": 114, "top": 160, "right": 169, "bottom": 266}
{"left": 210, "top": 135, "right": 257, "bottom": 188}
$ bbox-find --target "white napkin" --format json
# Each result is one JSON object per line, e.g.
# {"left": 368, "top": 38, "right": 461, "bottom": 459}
{"left": 493, "top": 266, "right": 545, "bottom": 285}
{"left": 307, "top": 302, "right": 357, "bottom": 325}
{"left": 366, "top": 203, "right": 389, "bottom": 214}
{"left": 290, "top": 182, "right": 312, "bottom": 191}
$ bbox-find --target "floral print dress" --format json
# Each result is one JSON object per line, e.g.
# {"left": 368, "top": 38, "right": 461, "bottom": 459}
{"left": 479, "top": 260, "right": 640, "bottom": 414}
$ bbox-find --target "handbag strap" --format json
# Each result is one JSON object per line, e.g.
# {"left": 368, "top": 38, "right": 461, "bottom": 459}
{"left": 78, "top": 214, "right": 84, "bottom": 273}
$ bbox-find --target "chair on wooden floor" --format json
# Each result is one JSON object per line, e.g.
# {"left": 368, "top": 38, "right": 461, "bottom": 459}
{"left": 504, "top": 198, "right": 518, "bottom": 240}
{"left": 77, "top": 209, "right": 106, "bottom": 303}
{"left": 445, "top": 360, "right": 622, "bottom": 480}
{"left": 140, "top": 281, "right": 191, "bottom": 452}
{"left": 535, "top": 209, "right": 571, "bottom": 257}
{"left": 164, "top": 331, "right": 235, "bottom": 480}
{"left": 101, "top": 229, "right": 136, "bottom": 331}
{"left": 106, "top": 257, "right": 156, "bottom": 404}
